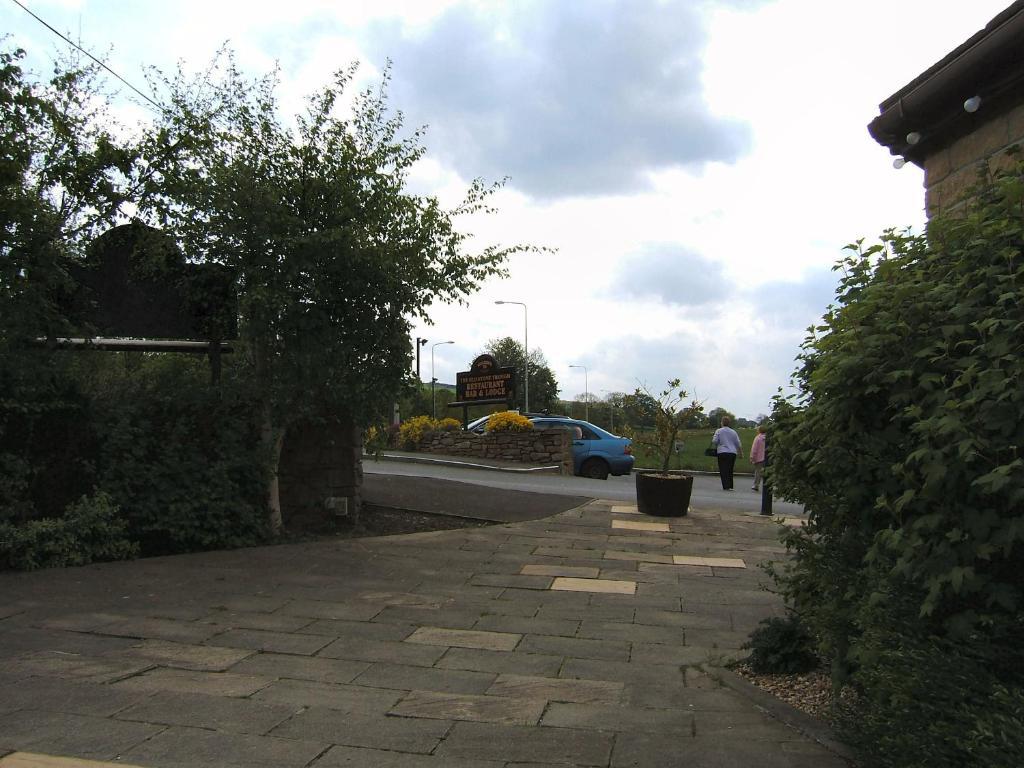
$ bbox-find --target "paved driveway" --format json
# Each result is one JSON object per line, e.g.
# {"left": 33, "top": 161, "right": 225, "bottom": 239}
{"left": 0, "top": 500, "right": 846, "bottom": 768}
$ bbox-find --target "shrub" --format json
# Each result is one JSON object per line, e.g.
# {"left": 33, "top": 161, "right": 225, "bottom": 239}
{"left": 769, "top": 157, "right": 1024, "bottom": 767}
{"left": 485, "top": 411, "right": 533, "bottom": 432}
{"left": 743, "top": 614, "right": 818, "bottom": 674}
{"left": 398, "top": 415, "right": 437, "bottom": 449}
{"left": 0, "top": 491, "right": 138, "bottom": 571}
{"left": 435, "top": 417, "right": 462, "bottom": 432}
{"left": 90, "top": 356, "right": 268, "bottom": 556}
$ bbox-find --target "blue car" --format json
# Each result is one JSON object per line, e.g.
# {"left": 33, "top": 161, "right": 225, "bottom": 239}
{"left": 530, "top": 417, "right": 634, "bottom": 480}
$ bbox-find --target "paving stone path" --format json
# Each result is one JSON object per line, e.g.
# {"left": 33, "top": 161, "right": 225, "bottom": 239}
{"left": 0, "top": 500, "right": 849, "bottom": 768}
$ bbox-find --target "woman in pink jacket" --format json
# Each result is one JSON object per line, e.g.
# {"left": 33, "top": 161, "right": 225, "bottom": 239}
{"left": 750, "top": 425, "right": 767, "bottom": 492}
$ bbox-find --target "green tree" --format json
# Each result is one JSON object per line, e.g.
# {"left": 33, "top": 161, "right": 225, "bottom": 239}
{"left": 1, "top": 47, "right": 141, "bottom": 522}
{"left": 143, "top": 54, "right": 532, "bottom": 532}
{"left": 769, "top": 158, "right": 1024, "bottom": 767}
{"left": 482, "top": 336, "right": 560, "bottom": 413}
{"left": 706, "top": 407, "right": 735, "bottom": 427}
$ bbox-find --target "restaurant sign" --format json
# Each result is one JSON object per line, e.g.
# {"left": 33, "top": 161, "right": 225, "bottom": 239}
{"left": 456, "top": 354, "right": 516, "bottom": 403}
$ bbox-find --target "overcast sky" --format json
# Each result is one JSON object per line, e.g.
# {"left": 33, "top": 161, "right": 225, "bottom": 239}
{"left": 4, "top": 0, "right": 1012, "bottom": 419}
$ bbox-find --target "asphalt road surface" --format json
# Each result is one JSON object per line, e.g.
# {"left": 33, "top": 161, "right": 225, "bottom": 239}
{"left": 363, "top": 458, "right": 806, "bottom": 517}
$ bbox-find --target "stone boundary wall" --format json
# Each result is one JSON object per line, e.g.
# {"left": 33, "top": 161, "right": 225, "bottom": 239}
{"left": 420, "top": 430, "right": 573, "bottom": 475}
{"left": 925, "top": 102, "right": 1024, "bottom": 214}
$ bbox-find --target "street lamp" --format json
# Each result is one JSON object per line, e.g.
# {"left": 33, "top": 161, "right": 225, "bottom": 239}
{"left": 494, "top": 300, "right": 528, "bottom": 412}
{"left": 431, "top": 341, "right": 454, "bottom": 418}
{"left": 569, "top": 364, "right": 589, "bottom": 422}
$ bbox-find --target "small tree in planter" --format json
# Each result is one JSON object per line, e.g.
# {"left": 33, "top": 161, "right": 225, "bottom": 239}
{"left": 634, "top": 379, "right": 703, "bottom": 517}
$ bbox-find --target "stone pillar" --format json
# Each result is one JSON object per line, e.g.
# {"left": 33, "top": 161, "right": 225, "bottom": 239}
{"left": 278, "top": 415, "right": 362, "bottom": 531}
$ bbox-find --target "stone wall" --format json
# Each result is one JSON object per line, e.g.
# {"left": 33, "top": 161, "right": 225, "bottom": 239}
{"left": 420, "top": 430, "right": 573, "bottom": 475}
{"left": 278, "top": 416, "right": 362, "bottom": 531}
{"left": 924, "top": 102, "right": 1024, "bottom": 215}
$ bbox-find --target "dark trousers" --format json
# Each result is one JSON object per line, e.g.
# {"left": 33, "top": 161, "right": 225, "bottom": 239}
{"left": 717, "top": 452, "right": 737, "bottom": 489}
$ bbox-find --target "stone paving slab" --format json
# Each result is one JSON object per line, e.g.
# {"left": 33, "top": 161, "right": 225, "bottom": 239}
{"left": 0, "top": 711, "right": 161, "bottom": 760}
{"left": 120, "top": 725, "right": 327, "bottom": 768}
{"left": 121, "top": 639, "right": 255, "bottom": 671}
{"left": 435, "top": 720, "right": 614, "bottom": 765}
{"left": 269, "top": 707, "right": 452, "bottom": 753}
{"left": 0, "top": 498, "right": 849, "bottom": 768}
{"left": 433, "top": 647, "right": 564, "bottom": 677}
{"left": 252, "top": 678, "right": 403, "bottom": 713}
{"left": 486, "top": 673, "right": 624, "bottom": 704}
{"left": 390, "top": 689, "right": 546, "bottom": 725}
{"left": 405, "top": 627, "right": 522, "bottom": 651}
{"left": 310, "top": 745, "right": 503, "bottom": 767}
{"left": 114, "top": 689, "right": 295, "bottom": 734}
{"left": 111, "top": 667, "right": 272, "bottom": 697}
{"left": 611, "top": 520, "right": 671, "bottom": 532}
{"left": 353, "top": 662, "right": 497, "bottom": 694}
{"left": 550, "top": 577, "right": 637, "bottom": 595}
{"left": 0, "top": 755, "right": 149, "bottom": 768}
{"left": 228, "top": 651, "right": 369, "bottom": 684}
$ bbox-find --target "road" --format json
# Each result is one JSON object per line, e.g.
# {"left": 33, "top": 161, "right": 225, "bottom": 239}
{"left": 363, "top": 458, "right": 806, "bottom": 517}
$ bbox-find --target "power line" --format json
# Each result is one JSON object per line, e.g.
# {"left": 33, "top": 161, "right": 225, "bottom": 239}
{"left": 8, "top": 0, "right": 164, "bottom": 112}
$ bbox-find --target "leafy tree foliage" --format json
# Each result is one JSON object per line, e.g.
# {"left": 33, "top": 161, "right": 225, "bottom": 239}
{"left": 482, "top": 336, "right": 560, "bottom": 412}
{"left": 769, "top": 158, "right": 1024, "bottom": 767}
{"left": 1, "top": 46, "right": 142, "bottom": 529}
{"left": 142, "top": 54, "right": 531, "bottom": 531}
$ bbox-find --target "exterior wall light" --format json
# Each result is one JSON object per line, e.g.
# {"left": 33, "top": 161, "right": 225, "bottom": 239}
{"left": 906, "top": 131, "right": 922, "bottom": 145}
{"left": 964, "top": 95, "right": 982, "bottom": 113}
{"left": 893, "top": 157, "right": 908, "bottom": 169}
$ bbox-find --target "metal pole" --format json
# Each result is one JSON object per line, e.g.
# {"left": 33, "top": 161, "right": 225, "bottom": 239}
{"left": 415, "top": 337, "right": 427, "bottom": 380}
{"left": 760, "top": 434, "right": 773, "bottom": 516}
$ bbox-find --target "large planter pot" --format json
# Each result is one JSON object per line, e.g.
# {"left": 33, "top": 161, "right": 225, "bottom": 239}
{"left": 635, "top": 471, "right": 694, "bottom": 517}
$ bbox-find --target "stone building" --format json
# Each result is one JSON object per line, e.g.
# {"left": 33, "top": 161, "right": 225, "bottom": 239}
{"left": 868, "top": 1, "right": 1024, "bottom": 215}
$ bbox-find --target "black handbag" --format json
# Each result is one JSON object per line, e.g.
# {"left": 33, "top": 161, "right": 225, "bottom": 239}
{"left": 704, "top": 447, "right": 717, "bottom": 457}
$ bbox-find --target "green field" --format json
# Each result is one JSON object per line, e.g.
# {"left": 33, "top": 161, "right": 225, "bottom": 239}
{"left": 629, "top": 427, "right": 757, "bottom": 474}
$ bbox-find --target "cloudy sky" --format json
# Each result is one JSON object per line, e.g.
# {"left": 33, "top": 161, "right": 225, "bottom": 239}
{"left": 4, "top": 0, "right": 1011, "bottom": 418}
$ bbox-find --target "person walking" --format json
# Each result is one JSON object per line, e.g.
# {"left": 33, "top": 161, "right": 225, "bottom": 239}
{"left": 711, "top": 416, "right": 742, "bottom": 491}
{"left": 750, "top": 424, "right": 767, "bottom": 491}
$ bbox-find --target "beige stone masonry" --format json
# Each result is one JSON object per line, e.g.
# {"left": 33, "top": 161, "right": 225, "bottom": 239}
{"left": 550, "top": 577, "right": 637, "bottom": 595}
{"left": 405, "top": 626, "right": 522, "bottom": 651}
{"left": 611, "top": 520, "right": 670, "bottom": 533}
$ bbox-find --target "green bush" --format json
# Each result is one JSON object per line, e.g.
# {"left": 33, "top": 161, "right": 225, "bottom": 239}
{"left": 769, "top": 156, "right": 1024, "bottom": 767}
{"left": 484, "top": 411, "right": 533, "bottom": 432}
{"left": 839, "top": 597, "right": 1024, "bottom": 768}
{"left": 89, "top": 355, "right": 268, "bottom": 556}
{"left": 742, "top": 614, "right": 818, "bottom": 674}
{"left": 398, "top": 415, "right": 437, "bottom": 449}
{"left": 0, "top": 491, "right": 138, "bottom": 570}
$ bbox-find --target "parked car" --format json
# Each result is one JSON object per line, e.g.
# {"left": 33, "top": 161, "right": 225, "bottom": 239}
{"left": 530, "top": 417, "right": 634, "bottom": 480}
{"left": 463, "top": 413, "right": 631, "bottom": 479}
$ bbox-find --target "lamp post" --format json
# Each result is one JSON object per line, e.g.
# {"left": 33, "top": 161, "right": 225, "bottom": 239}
{"left": 431, "top": 341, "right": 454, "bottom": 419}
{"left": 415, "top": 337, "right": 427, "bottom": 380}
{"left": 494, "top": 300, "right": 528, "bottom": 412}
{"left": 569, "top": 364, "right": 589, "bottom": 421}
